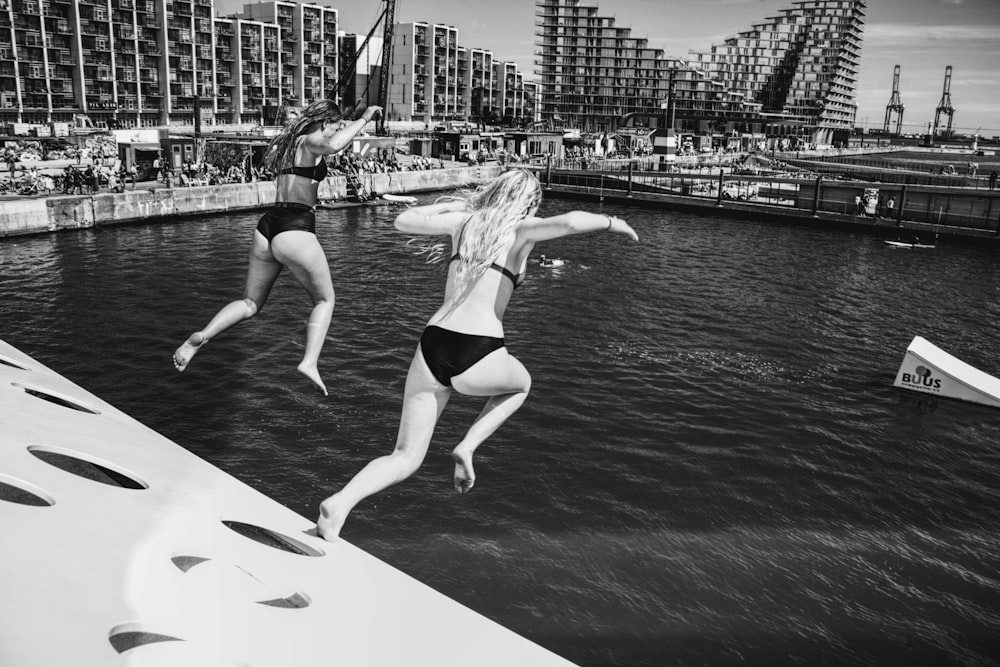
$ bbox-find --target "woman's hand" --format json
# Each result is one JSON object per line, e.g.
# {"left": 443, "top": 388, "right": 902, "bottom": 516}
{"left": 606, "top": 215, "right": 639, "bottom": 242}
{"left": 362, "top": 106, "right": 383, "bottom": 123}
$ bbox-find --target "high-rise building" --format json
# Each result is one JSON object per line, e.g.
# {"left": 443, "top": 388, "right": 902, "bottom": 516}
{"left": 460, "top": 46, "right": 495, "bottom": 123}
{"left": 686, "top": 0, "right": 865, "bottom": 144}
{"left": 0, "top": 0, "right": 533, "bottom": 130}
{"left": 240, "top": 1, "right": 339, "bottom": 109}
{"left": 338, "top": 32, "right": 383, "bottom": 111}
{"left": 534, "top": 0, "right": 866, "bottom": 143}
{"left": 386, "top": 22, "right": 533, "bottom": 124}
{"left": 534, "top": 0, "right": 673, "bottom": 132}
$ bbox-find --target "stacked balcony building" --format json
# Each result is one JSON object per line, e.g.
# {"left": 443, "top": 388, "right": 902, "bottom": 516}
{"left": 0, "top": 0, "right": 535, "bottom": 130}
{"left": 535, "top": 0, "right": 866, "bottom": 144}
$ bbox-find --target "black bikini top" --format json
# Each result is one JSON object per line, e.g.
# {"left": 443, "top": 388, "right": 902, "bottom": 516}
{"left": 278, "top": 160, "right": 328, "bottom": 181}
{"left": 450, "top": 254, "right": 523, "bottom": 288}
{"left": 450, "top": 217, "right": 524, "bottom": 288}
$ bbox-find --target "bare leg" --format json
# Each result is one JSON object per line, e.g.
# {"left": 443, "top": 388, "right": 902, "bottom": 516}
{"left": 317, "top": 349, "right": 450, "bottom": 540}
{"left": 450, "top": 391, "right": 529, "bottom": 493}
{"left": 173, "top": 231, "right": 281, "bottom": 371}
{"left": 270, "top": 231, "right": 334, "bottom": 395}
{"left": 449, "top": 350, "right": 531, "bottom": 493}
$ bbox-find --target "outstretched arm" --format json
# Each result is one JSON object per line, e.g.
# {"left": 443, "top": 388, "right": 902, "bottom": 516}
{"left": 303, "top": 106, "right": 383, "bottom": 156}
{"left": 394, "top": 199, "right": 470, "bottom": 236}
{"left": 519, "top": 211, "right": 639, "bottom": 243}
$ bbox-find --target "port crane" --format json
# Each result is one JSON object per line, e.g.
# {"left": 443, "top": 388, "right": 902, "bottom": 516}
{"left": 883, "top": 65, "right": 904, "bottom": 135}
{"left": 335, "top": 0, "right": 396, "bottom": 135}
{"left": 933, "top": 65, "right": 955, "bottom": 139}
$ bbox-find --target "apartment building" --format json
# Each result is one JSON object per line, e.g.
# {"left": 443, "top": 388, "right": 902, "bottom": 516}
{"left": 338, "top": 33, "right": 383, "bottom": 110}
{"left": 0, "top": 0, "right": 534, "bottom": 130}
{"left": 240, "top": 1, "right": 339, "bottom": 108}
{"left": 534, "top": 0, "right": 673, "bottom": 132}
{"left": 535, "top": 0, "right": 866, "bottom": 143}
{"left": 387, "top": 22, "right": 459, "bottom": 122}
{"left": 459, "top": 46, "right": 494, "bottom": 122}
{"left": 686, "top": 0, "right": 865, "bottom": 144}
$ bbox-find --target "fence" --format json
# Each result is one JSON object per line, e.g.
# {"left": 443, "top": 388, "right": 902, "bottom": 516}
{"left": 527, "top": 161, "right": 1000, "bottom": 236}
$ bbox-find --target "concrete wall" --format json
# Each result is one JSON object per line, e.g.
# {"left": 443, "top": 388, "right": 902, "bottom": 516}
{"left": 0, "top": 198, "right": 50, "bottom": 236}
{"left": 0, "top": 167, "right": 501, "bottom": 239}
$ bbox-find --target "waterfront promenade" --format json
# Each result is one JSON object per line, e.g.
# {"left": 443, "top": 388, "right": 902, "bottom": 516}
{"left": 2, "top": 149, "right": 998, "bottom": 244}
{"left": 0, "top": 163, "right": 503, "bottom": 239}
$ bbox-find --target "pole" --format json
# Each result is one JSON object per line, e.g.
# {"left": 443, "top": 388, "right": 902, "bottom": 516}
{"left": 812, "top": 175, "right": 822, "bottom": 216}
{"left": 668, "top": 68, "right": 675, "bottom": 131}
{"left": 194, "top": 90, "right": 202, "bottom": 164}
{"left": 377, "top": 0, "right": 397, "bottom": 135}
{"left": 897, "top": 184, "right": 907, "bottom": 225}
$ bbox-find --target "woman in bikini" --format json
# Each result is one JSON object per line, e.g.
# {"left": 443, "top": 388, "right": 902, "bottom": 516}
{"left": 172, "top": 100, "right": 382, "bottom": 395}
{"left": 316, "top": 168, "right": 638, "bottom": 540}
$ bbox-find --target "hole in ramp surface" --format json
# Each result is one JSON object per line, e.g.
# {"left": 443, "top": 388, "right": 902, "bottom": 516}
{"left": 0, "top": 354, "right": 30, "bottom": 370}
{"left": 0, "top": 474, "right": 55, "bottom": 506}
{"left": 171, "top": 555, "right": 211, "bottom": 573}
{"left": 222, "top": 520, "right": 325, "bottom": 557}
{"left": 28, "top": 446, "right": 148, "bottom": 489}
{"left": 108, "top": 630, "right": 184, "bottom": 654}
{"left": 257, "top": 591, "right": 311, "bottom": 609}
{"left": 12, "top": 383, "right": 100, "bottom": 414}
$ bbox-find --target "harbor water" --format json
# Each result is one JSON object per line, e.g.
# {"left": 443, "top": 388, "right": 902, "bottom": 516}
{"left": 2, "top": 196, "right": 1000, "bottom": 666}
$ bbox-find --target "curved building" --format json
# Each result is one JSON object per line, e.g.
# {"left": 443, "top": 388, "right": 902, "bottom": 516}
{"left": 535, "top": 0, "right": 866, "bottom": 146}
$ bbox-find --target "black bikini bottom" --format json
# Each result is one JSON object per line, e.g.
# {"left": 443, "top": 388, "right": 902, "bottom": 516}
{"left": 256, "top": 203, "right": 316, "bottom": 241}
{"left": 419, "top": 325, "right": 505, "bottom": 386}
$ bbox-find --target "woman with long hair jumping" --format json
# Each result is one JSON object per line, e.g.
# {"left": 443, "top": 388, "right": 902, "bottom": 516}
{"left": 172, "top": 100, "right": 382, "bottom": 395}
{"left": 317, "top": 168, "right": 638, "bottom": 540}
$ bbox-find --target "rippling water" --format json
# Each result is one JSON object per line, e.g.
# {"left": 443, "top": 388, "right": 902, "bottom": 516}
{"left": 3, "top": 196, "right": 1000, "bottom": 666}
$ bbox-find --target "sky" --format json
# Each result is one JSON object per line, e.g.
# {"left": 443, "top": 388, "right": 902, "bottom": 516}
{"left": 218, "top": 0, "right": 1000, "bottom": 137}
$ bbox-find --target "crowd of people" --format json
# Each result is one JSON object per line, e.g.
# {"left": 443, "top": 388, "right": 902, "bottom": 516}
{"left": 0, "top": 163, "right": 137, "bottom": 196}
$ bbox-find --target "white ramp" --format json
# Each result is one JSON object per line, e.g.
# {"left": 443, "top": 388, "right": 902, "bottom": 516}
{"left": 0, "top": 339, "right": 576, "bottom": 667}
{"left": 893, "top": 335, "right": 1000, "bottom": 408}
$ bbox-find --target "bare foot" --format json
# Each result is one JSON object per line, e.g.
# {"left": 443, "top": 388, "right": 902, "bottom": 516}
{"left": 317, "top": 495, "right": 348, "bottom": 541}
{"left": 173, "top": 332, "right": 205, "bottom": 371}
{"left": 297, "top": 362, "right": 328, "bottom": 396}
{"left": 451, "top": 447, "right": 475, "bottom": 494}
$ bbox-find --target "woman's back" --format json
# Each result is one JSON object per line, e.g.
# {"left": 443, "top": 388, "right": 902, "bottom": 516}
{"left": 430, "top": 238, "right": 527, "bottom": 335}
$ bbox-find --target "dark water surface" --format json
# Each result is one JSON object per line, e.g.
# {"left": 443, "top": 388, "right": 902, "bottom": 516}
{"left": 3, "top": 196, "right": 1000, "bottom": 666}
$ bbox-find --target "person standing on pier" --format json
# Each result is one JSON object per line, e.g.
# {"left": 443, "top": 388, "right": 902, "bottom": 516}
{"left": 172, "top": 99, "right": 383, "bottom": 395}
{"left": 316, "top": 168, "right": 639, "bottom": 540}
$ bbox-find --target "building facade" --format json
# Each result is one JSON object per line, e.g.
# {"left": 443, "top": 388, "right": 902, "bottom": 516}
{"left": 534, "top": 0, "right": 673, "bottom": 132}
{"left": 685, "top": 0, "right": 865, "bottom": 145}
{"left": 386, "top": 21, "right": 534, "bottom": 125}
{"left": 534, "top": 0, "right": 866, "bottom": 144}
{"left": 0, "top": 0, "right": 533, "bottom": 131}
{"left": 338, "top": 32, "right": 383, "bottom": 111}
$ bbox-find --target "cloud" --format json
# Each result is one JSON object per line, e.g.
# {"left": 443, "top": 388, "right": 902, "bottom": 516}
{"left": 865, "top": 23, "right": 999, "bottom": 44}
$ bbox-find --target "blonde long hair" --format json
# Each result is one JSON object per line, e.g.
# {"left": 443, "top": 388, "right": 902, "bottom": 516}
{"left": 446, "top": 168, "right": 541, "bottom": 309}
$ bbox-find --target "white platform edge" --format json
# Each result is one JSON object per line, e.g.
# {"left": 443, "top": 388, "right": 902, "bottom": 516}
{"left": 892, "top": 335, "right": 1000, "bottom": 408}
{"left": 0, "top": 338, "right": 577, "bottom": 667}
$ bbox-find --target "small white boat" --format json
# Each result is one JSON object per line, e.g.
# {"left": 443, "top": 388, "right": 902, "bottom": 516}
{"left": 885, "top": 240, "right": 935, "bottom": 249}
{"left": 381, "top": 193, "right": 417, "bottom": 205}
{"left": 885, "top": 233, "right": 937, "bottom": 249}
{"left": 893, "top": 335, "right": 1000, "bottom": 408}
